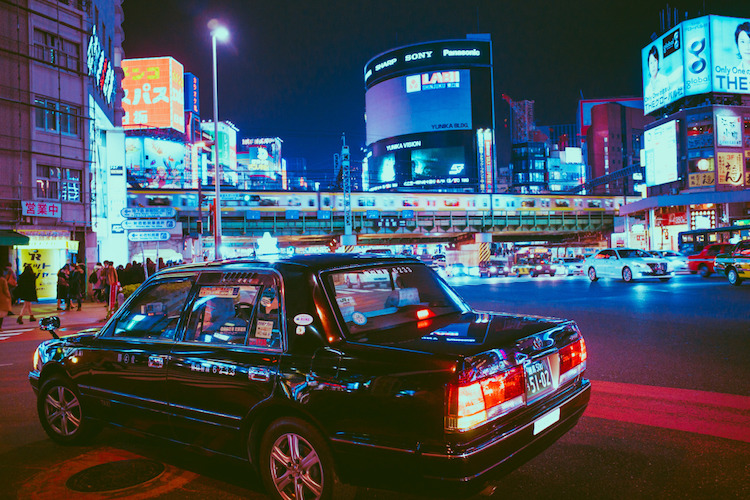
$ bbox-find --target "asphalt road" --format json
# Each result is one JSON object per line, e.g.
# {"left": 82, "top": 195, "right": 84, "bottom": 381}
{"left": 0, "top": 273, "right": 748, "bottom": 499}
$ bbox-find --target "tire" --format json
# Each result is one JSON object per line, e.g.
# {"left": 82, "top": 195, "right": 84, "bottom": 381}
{"left": 37, "top": 375, "right": 99, "bottom": 445}
{"left": 530, "top": 272, "right": 537, "bottom": 278}
{"left": 259, "top": 417, "right": 353, "bottom": 500}
{"left": 550, "top": 272, "right": 556, "bottom": 277}
{"left": 727, "top": 268, "right": 743, "bottom": 286}
{"left": 588, "top": 267, "right": 598, "bottom": 282}
{"left": 698, "top": 265, "right": 711, "bottom": 278}
{"left": 622, "top": 267, "right": 633, "bottom": 282}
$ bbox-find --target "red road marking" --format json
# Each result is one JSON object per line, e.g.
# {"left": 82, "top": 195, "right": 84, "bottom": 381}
{"left": 586, "top": 380, "right": 750, "bottom": 443}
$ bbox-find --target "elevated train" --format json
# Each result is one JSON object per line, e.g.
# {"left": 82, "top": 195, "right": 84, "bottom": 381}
{"left": 127, "top": 189, "right": 625, "bottom": 216}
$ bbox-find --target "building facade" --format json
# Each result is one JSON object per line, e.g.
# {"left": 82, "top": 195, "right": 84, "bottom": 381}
{"left": 0, "top": 0, "right": 124, "bottom": 298}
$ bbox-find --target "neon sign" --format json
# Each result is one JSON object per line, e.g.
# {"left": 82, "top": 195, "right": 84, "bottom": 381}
{"left": 86, "top": 26, "right": 116, "bottom": 105}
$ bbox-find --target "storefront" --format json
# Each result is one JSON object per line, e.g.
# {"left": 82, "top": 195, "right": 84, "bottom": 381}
{"left": 14, "top": 230, "right": 78, "bottom": 301}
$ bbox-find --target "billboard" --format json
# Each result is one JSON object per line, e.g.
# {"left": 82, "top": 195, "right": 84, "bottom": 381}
{"left": 642, "top": 27, "right": 685, "bottom": 114}
{"left": 644, "top": 120, "right": 679, "bottom": 187}
{"left": 643, "top": 15, "right": 750, "bottom": 114}
{"left": 710, "top": 16, "right": 750, "bottom": 94}
{"left": 366, "top": 70, "right": 472, "bottom": 144}
{"left": 125, "top": 137, "right": 190, "bottom": 189}
{"left": 201, "top": 122, "right": 238, "bottom": 186}
{"left": 122, "top": 57, "right": 185, "bottom": 133}
{"left": 717, "top": 152, "right": 744, "bottom": 186}
{"left": 184, "top": 72, "right": 199, "bottom": 114}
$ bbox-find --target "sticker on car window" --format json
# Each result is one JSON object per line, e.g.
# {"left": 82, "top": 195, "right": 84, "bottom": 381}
{"left": 256, "top": 320, "right": 274, "bottom": 339}
{"left": 200, "top": 286, "right": 240, "bottom": 298}
{"left": 337, "top": 296, "right": 355, "bottom": 306}
{"left": 294, "top": 313, "right": 313, "bottom": 326}
{"left": 352, "top": 311, "right": 367, "bottom": 325}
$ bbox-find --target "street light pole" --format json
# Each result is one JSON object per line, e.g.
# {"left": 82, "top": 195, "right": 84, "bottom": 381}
{"left": 211, "top": 32, "right": 223, "bottom": 260}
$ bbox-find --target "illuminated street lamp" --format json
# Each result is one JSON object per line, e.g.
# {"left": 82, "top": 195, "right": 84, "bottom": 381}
{"left": 210, "top": 22, "right": 229, "bottom": 260}
{"left": 191, "top": 141, "right": 209, "bottom": 261}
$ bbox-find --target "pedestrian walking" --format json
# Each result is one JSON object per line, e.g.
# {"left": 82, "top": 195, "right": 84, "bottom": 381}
{"left": 93, "top": 262, "right": 106, "bottom": 302}
{"left": 3, "top": 262, "right": 17, "bottom": 312}
{"left": 56, "top": 264, "right": 71, "bottom": 311}
{"left": 104, "top": 261, "right": 120, "bottom": 319}
{"left": 0, "top": 273, "right": 11, "bottom": 330}
{"left": 69, "top": 264, "right": 85, "bottom": 311}
{"left": 15, "top": 264, "right": 37, "bottom": 324}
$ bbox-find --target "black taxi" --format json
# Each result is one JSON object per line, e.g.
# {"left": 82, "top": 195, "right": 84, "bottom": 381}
{"left": 30, "top": 254, "right": 590, "bottom": 498}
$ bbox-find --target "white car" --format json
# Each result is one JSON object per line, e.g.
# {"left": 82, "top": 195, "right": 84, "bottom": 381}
{"left": 586, "top": 248, "right": 674, "bottom": 282}
{"left": 648, "top": 250, "right": 689, "bottom": 274}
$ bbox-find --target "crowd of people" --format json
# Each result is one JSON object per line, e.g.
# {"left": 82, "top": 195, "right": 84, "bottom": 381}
{"left": 0, "top": 257, "right": 186, "bottom": 330}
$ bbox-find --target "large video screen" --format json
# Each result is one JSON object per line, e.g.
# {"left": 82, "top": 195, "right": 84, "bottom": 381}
{"left": 365, "top": 69, "right": 472, "bottom": 144}
{"left": 644, "top": 120, "right": 679, "bottom": 187}
{"left": 367, "top": 143, "right": 473, "bottom": 191}
{"left": 642, "top": 27, "right": 685, "bottom": 114}
{"left": 126, "top": 137, "right": 190, "bottom": 189}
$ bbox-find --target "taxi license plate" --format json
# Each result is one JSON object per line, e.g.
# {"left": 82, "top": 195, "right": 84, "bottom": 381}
{"left": 525, "top": 359, "right": 552, "bottom": 398}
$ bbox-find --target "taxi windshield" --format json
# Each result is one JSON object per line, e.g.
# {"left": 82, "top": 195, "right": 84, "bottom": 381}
{"left": 325, "top": 264, "right": 469, "bottom": 337}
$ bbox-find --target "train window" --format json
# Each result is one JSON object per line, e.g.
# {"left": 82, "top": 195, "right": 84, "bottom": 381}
{"left": 307, "top": 198, "right": 315, "bottom": 207}
{"left": 147, "top": 196, "right": 171, "bottom": 206}
{"left": 427, "top": 199, "right": 437, "bottom": 207}
{"left": 555, "top": 200, "right": 570, "bottom": 208}
{"left": 574, "top": 199, "right": 583, "bottom": 208}
{"left": 587, "top": 200, "right": 602, "bottom": 208}
{"left": 605, "top": 200, "right": 614, "bottom": 208}
{"left": 540, "top": 199, "right": 550, "bottom": 208}
{"left": 322, "top": 197, "right": 331, "bottom": 208}
{"left": 521, "top": 200, "right": 535, "bottom": 208}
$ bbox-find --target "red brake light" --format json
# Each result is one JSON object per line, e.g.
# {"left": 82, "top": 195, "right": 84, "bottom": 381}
{"left": 451, "top": 365, "right": 526, "bottom": 431}
{"left": 416, "top": 308, "right": 433, "bottom": 320}
{"left": 560, "top": 338, "right": 587, "bottom": 374}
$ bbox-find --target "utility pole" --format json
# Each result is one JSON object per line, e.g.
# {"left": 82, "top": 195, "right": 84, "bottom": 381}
{"left": 340, "top": 134, "right": 357, "bottom": 250}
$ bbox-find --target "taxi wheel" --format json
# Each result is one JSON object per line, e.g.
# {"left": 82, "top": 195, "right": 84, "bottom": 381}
{"left": 727, "top": 268, "right": 743, "bottom": 286}
{"left": 37, "top": 376, "right": 99, "bottom": 445}
{"left": 698, "top": 265, "right": 711, "bottom": 278}
{"left": 259, "top": 417, "right": 354, "bottom": 500}
{"left": 622, "top": 267, "right": 633, "bottom": 282}
{"left": 588, "top": 267, "right": 598, "bottom": 282}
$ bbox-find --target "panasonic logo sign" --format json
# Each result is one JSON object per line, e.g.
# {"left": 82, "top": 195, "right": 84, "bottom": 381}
{"left": 443, "top": 48, "right": 481, "bottom": 57}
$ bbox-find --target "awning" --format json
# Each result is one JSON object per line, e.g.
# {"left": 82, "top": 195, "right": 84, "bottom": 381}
{"left": 0, "top": 229, "right": 30, "bottom": 246}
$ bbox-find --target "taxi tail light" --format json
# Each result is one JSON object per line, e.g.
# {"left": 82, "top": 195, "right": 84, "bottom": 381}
{"left": 447, "top": 365, "right": 525, "bottom": 431}
{"left": 560, "top": 337, "right": 586, "bottom": 376}
{"left": 416, "top": 308, "right": 434, "bottom": 320}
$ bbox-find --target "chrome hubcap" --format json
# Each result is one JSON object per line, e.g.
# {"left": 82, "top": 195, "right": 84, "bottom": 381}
{"left": 45, "top": 386, "right": 81, "bottom": 436}
{"left": 270, "top": 432, "right": 323, "bottom": 500}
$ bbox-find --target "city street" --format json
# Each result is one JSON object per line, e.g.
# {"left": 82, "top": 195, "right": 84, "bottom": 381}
{"left": 0, "top": 273, "right": 748, "bottom": 499}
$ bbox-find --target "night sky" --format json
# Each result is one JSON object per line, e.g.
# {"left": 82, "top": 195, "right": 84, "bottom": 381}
{"left": 122, "top": 0, "right": 749, "bottom": 182}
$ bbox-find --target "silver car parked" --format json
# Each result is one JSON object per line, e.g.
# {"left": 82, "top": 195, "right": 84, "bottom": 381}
{"left": 586, "top": 248, "right": 674, "bottom": 282}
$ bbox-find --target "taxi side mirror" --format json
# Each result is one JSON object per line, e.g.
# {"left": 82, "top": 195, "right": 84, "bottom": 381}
{"left": 39, "top": 316, "right": 60, "bottom": 339}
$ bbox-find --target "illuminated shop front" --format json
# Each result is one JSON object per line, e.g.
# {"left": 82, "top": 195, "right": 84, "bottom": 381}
{"left": 16, "top": 230, "right": 79, "bottom": 300}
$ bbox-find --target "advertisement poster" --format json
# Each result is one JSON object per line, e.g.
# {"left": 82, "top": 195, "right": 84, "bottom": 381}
{"left": 710, "top": 16, "right": 750, "bottom": 94}
{"left": 716, "top": 113, "right": 742, "bottom": 146}
{"left": 683, "top": 16, "right": 712, "bottom": 95}
{"left": 746, "top": 151, "right": 750, "bottom": 185}
{"left": 644, "top": 120, "right": 679, "bottom": 186}
{"left": 687, "top": 150, "right": 715, "bottom": 187}
{"left": 125, "top": 137, "right": 190, "bottom": 189}
{"left": 122, "top": 57, "right": 185, "bottom": 133}
{"left": 18, "top": 249, "right": 61, "bottom": 301}
{"left": 642, "top": 27, "right": 684, "bottom": 114}
{"left": 717, "top": 152, "right": 744, "bottom": 186}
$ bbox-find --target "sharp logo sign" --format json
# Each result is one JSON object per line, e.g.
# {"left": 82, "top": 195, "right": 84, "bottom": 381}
{"left": 406, "top": 71, "right": 460, "bottom": 93}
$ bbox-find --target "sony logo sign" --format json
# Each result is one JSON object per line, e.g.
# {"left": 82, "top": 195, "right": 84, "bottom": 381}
{"left": 405, "top": 51, "right": 433, "bottom": 62}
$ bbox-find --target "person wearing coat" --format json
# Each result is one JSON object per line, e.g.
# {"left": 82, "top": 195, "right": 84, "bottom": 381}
{"left": 15, "top": 264, "right": 37, "bottom": 324}
{"left": 69, "top": 264, "right": 85, "bottom": 311}
{"left": 0, "top": 275, "right": 11, "bottom": 330}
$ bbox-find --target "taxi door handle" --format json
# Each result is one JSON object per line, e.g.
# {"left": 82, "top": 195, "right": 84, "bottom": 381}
{"left": 148, "top": 355, "right": 166, "bottom": 369}
{"left": 248, "top": 368, "right": 270, "bottom": 381}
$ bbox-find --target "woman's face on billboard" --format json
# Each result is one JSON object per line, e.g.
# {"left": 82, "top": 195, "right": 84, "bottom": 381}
{"left": 738, "top": 30, "right": 750, "bottom": 63}
{"left": 648, "top": 53, "right": 659, "bottom": 78}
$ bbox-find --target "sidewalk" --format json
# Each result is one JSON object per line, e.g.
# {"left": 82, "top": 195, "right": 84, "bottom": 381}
{"left": 11, "top": 300, "right": 110, "bottom": 331}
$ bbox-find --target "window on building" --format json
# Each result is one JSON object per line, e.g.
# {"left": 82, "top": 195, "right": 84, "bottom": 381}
{"left": 36, "top": 166, "right": 81, "bottom": 202}
{"left": 34, "top": 98, "right": 79, "bottom": 136}
{"left": 33, "top": 29, "right": 79, "bottom": 71}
